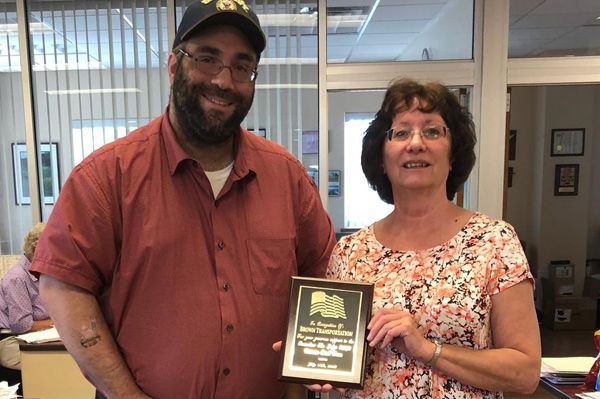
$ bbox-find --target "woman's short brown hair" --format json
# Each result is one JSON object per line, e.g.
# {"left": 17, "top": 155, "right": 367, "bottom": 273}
{"left": 23, "top": 222, "right": 47, "bottom": 261}
{"left": 361, "top": 78, "right": 477, "bottom": 204}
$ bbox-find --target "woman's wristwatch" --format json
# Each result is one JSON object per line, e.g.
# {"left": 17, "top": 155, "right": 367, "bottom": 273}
{"left": 425, "top": 339, "right": 443, "bottom": 367}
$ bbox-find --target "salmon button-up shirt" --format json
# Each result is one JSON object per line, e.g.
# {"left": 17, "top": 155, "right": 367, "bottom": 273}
{"left": 32, "top": 112, "right": 336, "bottom": 399}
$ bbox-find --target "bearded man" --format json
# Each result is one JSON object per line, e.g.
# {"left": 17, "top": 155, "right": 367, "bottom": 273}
{"left": 31, "top": 2, "right": 335, "bottom": 398}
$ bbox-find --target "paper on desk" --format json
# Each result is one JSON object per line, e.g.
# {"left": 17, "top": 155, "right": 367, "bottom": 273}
{"left": 0, "top": 381, "right": 19, "bottom": 399}
{"left": 542, "top": 375, "right": 585, "bottom": 385}
{"left": 542, "top": 356, "right": 595, "bottom": 374}
{"left": 16, "top": 326, "right": 61, "bottom": 344}
{"left": 577, "top": 392, "right": 600, "bottom": 399}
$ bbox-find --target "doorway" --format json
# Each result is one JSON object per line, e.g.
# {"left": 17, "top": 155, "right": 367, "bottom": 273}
{"left": 504, "top": 84, "right": 600, "bottom": 316}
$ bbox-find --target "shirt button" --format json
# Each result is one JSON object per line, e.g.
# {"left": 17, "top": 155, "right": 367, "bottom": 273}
{"left": 226, "top": 324, "right": 234, "bottom": 333}
{"left": 223, "top": 282, "right": 231, "bottom": 291}
{"left": 223, "top": 368, "right": 230, "bottom": 376}
{"left": 217, "top": 241, "right": 225, "bottom": 249}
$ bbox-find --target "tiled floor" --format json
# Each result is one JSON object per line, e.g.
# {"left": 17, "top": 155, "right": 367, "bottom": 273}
{"left": 504, "top": 326, "right": 596, "bottom": 399}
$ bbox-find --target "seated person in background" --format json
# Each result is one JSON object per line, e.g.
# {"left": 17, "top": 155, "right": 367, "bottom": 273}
{"left": 0, "top": 222, "right": 52, "bottom": 369}
{"left": 325, "top": 78, "right": 540, "bottom": 398}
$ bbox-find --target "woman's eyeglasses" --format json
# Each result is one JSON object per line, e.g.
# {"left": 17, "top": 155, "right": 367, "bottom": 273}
{"left": 386, "top": 126, "right": 449, "bottom": 142}
{"left": 178, "top": 49, "right": 258, "bottom": 83}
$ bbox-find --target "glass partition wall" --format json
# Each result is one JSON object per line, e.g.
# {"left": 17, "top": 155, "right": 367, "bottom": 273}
{"left": 327, "top": 0, "right": 474, "bottom": 63}
{"left": 1, "top": 0, "right": 169, "bottom": 252}
{"left": 28, "top": 0, "right": 170, "bottom": 222}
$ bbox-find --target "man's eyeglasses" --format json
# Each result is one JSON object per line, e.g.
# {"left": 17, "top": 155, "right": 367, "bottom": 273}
{"left": 177, "top": 49, "right": 258, "bottom": 83}
{"left": 386, "top": 126, "right": 449, "bottom": 142}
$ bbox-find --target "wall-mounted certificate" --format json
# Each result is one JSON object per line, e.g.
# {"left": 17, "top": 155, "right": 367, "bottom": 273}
{"left": 278, "top": 276, "right": 374, "bottom": 389}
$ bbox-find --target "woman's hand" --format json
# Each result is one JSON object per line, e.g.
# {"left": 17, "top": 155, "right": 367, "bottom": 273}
{"left": 367, "top": 308, "right": 435, "bottom": 363}
{"left": 272, "top": 341, "right": 346, "bottom": 394}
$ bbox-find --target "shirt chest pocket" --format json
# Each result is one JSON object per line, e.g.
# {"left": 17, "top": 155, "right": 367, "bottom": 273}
{"left": 247, "top": 238, "right": 297, "bottom": 295}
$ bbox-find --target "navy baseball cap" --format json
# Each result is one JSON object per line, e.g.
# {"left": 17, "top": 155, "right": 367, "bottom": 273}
{"left": 172, "top": 0, "right": 266, "bottom": 57}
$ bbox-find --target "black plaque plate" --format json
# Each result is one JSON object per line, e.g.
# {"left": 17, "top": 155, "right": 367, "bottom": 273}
{"left": 278, "top": 276, "right": 373, "bottom": 389}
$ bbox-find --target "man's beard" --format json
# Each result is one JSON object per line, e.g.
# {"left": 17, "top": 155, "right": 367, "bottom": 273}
{"left": 170, "top": 62, "right": 254, "bottom": 146}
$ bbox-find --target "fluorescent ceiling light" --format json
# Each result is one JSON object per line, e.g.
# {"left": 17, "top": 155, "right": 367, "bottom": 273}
{"left": 0, "top": 22, "right": 54, "bottom": 33}
{"left": 256, "top": 83, "right": 317, "bottom": 89}
{"left": 44, "top": 88, "right": 140, "bottom": 95}
{"left": 299, "top": 6, "right": 317, "bottom": 15}
{"left": 0, "top": 23, "right": 18, "bottom": 33}
{"left": 258, "top": 14, "right": 365, "bottom": 29}
{"left": 1, "top": 61, "right": 106, "bottom": 72}
{"left": 356, "top": 0, "right": 380, "bottom": 40}
{"left": 32, "top": 60, "right": 105, "bottom": 71}
{"left": 260, "top": 57, "right": 317, "bottom": 65}
{"left": 116, "top": 10, "right": 148, "bottom": 44}
{"left": 259, "top": 13, "right": 316, "bottom": 27}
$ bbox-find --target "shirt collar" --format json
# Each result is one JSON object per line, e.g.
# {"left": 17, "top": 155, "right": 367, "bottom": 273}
{"left": 161, "top": 110, "right": 193, "bottom": 176}
{"left": 161, "top": 109, "right": 254, "bottom": 180}
{"left": 18, "top": 255, "right": 38, "bottom": 282}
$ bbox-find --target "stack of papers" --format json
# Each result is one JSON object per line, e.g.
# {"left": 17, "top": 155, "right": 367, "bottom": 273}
{"left": 0, "top": 381, "right": 19, "bottom": 399}
{"left": 577, "top": 392, "right": 600, "bottom": 399}
{"left": 16, "top": 326, "right": 61, "bottom": 344}
{"left": 541, "top": 356, "right": 595, "bottom": 385}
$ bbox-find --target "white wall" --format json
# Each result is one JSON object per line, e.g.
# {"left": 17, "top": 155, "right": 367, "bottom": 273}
{"left": 507, "top": 85, "right": 599, "bottom": 295}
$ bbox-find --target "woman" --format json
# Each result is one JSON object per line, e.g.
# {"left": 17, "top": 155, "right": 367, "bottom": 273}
{"left": 0, "top": 222, "right": 52, "bottom": 369}
{"left": 326, "top": 78, "right": 540, "bottom": 398}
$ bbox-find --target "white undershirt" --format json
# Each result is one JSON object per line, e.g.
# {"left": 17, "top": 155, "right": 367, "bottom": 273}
{"left": 204, "top": 162, "right": 234, "bottom": 198}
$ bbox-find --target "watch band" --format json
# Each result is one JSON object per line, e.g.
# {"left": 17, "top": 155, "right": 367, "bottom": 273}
{"left": 426, "top": 340, "right": 442, "bottom": 367}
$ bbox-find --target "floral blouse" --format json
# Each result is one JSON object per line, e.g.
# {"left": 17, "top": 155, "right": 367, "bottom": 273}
{"left": 326, "top": 213, "right": 533, "bottom": 399}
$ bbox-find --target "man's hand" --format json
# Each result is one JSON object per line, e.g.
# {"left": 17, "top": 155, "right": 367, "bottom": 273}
{"left": 272, "top": 341, "right": 346, "bottom": 394}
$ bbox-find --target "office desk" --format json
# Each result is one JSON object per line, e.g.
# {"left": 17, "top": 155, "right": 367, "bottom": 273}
{"left": 19, "top": 342, "right": 95, "bottom": 399}
{"left": 540, "top": 377, "right": 590, "bottom": 399}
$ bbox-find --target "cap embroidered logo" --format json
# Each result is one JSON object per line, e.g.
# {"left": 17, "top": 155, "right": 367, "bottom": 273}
{"left": 201, "top": 0, "right": 250, "bottom": 13}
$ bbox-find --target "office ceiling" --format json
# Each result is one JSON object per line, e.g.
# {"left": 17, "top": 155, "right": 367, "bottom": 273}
{"left": 508, "top": 0, "right": 600, "bottom": 57}
{"left": 0, "top": 0, "right": 599, "bottom": 71}
{"left": 323, "top": 0, "right": 600, "bottom": 61}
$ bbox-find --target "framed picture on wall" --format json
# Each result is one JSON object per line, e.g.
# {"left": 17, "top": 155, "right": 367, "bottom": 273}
{"left": 328, "top": 170, "right": 342, "bottom": 197}
{"left": 302, "top": 130, "right": 318, "bottom": 154}
{"left": 248, "top": 128, "right": 266, "bottom": 137}
{"left": 554, "top": 164, "right": 579, "bottom": 196}
{"left": 307, "top": 169, "right": 318, "bottom": 187}
{"left": 551, "top": 128, "right": 585, "bottom": 156}
{"left": 12, "top": 142, "right": 60, "bottom": 205}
